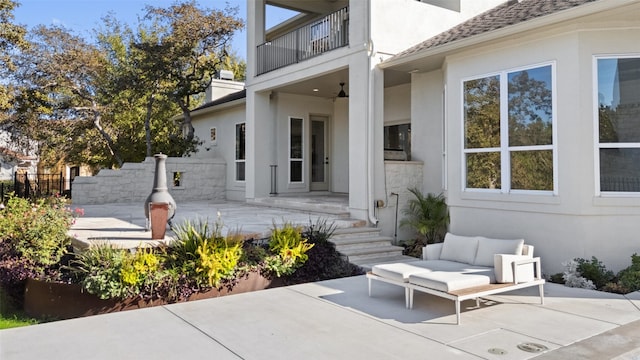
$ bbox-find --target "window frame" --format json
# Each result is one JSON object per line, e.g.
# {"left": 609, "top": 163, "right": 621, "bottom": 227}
{"left": 593, "top": 54, "right": 640, "bottom": 197}
{"left": 235, "top": 122, "right": 245, "bottom": 182}
{"left": 383, "top": 121, "right": 411, "bottom": 161}
{"left": 289, "top": 116, "right": 304, "bottom": 184}
{"left": 461, "top": 61, "right": 558, "bottom": 195}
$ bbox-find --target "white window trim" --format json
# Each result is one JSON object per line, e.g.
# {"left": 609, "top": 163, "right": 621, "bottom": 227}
{"left": 235, "top": 122, "right": 245, "bottom": 183}
{"left": 461, "top": 61, "right": 558, "bottom": 196}
{"left": 288, "top": 116, "right": 304, "bottom": 184}
{"left": 593, "top": 54, "right": 640, "bottom": 197}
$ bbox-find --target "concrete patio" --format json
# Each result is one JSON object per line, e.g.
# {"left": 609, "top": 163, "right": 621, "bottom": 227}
{"left": 2, "top": 200, "right": 640, "bottom": 359}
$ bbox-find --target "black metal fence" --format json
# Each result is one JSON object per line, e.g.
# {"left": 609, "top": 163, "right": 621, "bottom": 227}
{"left": 8, "top": 172, "right": 71, "bottom": 199}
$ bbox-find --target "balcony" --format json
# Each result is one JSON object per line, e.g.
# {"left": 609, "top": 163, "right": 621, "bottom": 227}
{"left": 256, "top": 7, "right": 349, "bottom": 75}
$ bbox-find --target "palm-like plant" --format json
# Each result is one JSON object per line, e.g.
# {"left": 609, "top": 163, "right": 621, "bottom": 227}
{"left": 400, "top": 188, "right": 450, "bottom": 256}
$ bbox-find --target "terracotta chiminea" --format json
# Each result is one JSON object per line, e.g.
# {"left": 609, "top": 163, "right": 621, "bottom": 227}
{"left": 144, "top": 154, "right": 176, "bottom": 233}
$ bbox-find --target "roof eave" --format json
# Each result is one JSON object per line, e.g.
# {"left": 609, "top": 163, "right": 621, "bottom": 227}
{"left": 380, "top": 0, "right": 637, "bottom": 72}
{"left": 191, "top": 98, "right": 246, "bottom": 117}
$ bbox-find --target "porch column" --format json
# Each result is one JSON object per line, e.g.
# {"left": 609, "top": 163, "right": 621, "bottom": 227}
{"left": 245, "top": 89, "right": 273, "bottom": 199}
{"left": 246, "top": 0, "right": 265, "bottom": 81}
{"left": 348, "top": 56, "right": 371, "bottom": 221}
{"left": 348, "top": 50, "right": 386, "bottom": 223}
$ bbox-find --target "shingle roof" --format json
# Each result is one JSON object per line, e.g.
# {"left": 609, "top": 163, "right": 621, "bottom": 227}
{"left": 0, "top": 146, "right": 35, "bottom": 162}
{"left": 392, "top": 0, "right": 597, "bottom": 59}
{"left": 192, "top": 89, "right": 246, "bottom": 112}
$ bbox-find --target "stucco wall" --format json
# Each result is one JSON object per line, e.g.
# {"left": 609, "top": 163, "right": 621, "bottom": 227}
{"left": 371, "top": 0, "right": 507, "bottom": 56}
{"left": 72, "top": 157, "right": 226, "bottom": 205}
{"left": 384, "top": 83, "right": 410, "bottom": 124}
{"left": 436, "top": 18, "right": 640, "bottom": 272}
{"left": 191, "top": 104, "right": 246, "bottom": 201}
{"left": 411, "top": 70, "right": 446, "bottom": 196}
{"left": 377, "top": 160, "right": 424, "bottom": 243}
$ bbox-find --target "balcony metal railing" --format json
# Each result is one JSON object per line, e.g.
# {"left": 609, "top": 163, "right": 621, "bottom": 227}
{"left": 256, "top": 7, "right": 349, "bottom": 75}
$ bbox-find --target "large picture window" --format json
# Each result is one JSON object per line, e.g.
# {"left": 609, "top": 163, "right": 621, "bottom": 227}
{"left": 463, "top": 64, "right": 555, "bottom": 192}
{"left": 596, "top": 56, "right": 640, "bottom": 193}
{"left": 289, "top": 117, "right": 303, "bottom": 183}
{"left": 235, "top": 123, "right": 245, "bottom": 181}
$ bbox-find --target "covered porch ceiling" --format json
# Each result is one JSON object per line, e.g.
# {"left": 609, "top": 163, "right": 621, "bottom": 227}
{"left": 273, "top": 69, "right": 411, "bottom": 99}
{"left": 266, "top": 0, "right": 348, "bottom": 15}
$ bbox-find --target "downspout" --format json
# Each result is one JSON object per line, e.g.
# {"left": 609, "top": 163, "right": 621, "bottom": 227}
{"left": 366, "top": 0, "right": 378, "bottom": 226}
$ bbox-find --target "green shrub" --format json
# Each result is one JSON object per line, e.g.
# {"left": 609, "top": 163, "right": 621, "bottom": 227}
{"left": 70, "top": 245, "right": 166, "bottom": 300}
{"left": 0, "top": 195, "right": 74, "bottom": 270}
{"left": 194, "top": 238, "right": 242, "bottom": 287}
{"left": 168, "top": 219, "right": 243, "bottom": 288}
{"left": 266, "top": 222, "right": 314, "bottom": 276}
{"left": 70, "top": 245, "right": 131, "bottom": 299}
{"left": 282, "top": 219, "right": 363, "bottom": 285}
{"left": 575, "top": 257, "right": 615, "bottom": 290}
{"left": 0, "top": 194, "right": 78, "bottom": 308}
{"left": 548, "top": 273, "right": 564, "bottom": 284}
{"left": 400, "top": 188, "right": 449, "bottom": 257}
{"left": 617, "top": 253, "right": 640, "bottom": 293}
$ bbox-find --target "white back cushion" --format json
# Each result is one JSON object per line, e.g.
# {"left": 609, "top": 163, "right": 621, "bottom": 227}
{"left": 474, "top": 237, "right": 524, "bottom": 267}
{"left": 423, "top": 243, "right": 443, "bottom": 260}
{"left": 439, "top": 233, "right": 479, "bottom": 265}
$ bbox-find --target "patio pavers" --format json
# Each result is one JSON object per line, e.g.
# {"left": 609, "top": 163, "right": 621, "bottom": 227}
{"left": 2, "top": 201, "right": 640, "bottom": 359}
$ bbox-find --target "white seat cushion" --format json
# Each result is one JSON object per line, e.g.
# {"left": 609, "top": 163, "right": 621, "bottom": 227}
{"left": 371, "top": 262, "right": 433, "bottom": 282}
{"left": 409, "top": 270, "right": 494, "bottom": 292}
{"left": 473, "top": 237, "right": 524, "bottom": 267}
{"left": 439, "top": 233, "right": 479, "bottom": 265}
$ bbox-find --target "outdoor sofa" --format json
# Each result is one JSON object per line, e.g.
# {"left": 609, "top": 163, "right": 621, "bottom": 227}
{"left": 366, "top": 233, "right": 545, "bottom": 324}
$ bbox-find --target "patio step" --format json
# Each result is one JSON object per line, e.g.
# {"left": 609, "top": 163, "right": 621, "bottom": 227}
{"left": 248, "top": 196, "right": 350, "bottom": 217}
{"left": 330, "top": 227, "right": 410, "bottom": 269}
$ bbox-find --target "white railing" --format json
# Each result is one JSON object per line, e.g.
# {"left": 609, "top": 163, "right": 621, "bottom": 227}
{"left": 256, "top": 7, "right": 349, "bottom": 75}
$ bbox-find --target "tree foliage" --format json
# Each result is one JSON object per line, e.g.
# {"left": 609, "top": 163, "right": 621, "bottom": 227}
{"left": 136, "top": 1, "right": 243, "bottom": 141}
{"left": 2, "top": 1, "right": 244, "bottom": 170}
{"left": 0, "top": 0, "right": 28, "bottom": 118}
{"left": 8, "top": 24, "right": 123, "bottom": 169}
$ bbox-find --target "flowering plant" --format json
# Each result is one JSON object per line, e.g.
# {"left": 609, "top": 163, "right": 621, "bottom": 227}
{"left": 0, "top": 193, "right": 81, "bottom": 307}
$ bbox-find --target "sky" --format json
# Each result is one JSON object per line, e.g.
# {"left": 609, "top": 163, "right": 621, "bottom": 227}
{"left": 12, "top": 0, "right": 299, "bottom": 60}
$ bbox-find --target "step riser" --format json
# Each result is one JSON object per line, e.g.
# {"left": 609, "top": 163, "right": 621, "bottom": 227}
{"left": 346, "top": 250, "right": 405, "bottom": 262}
{"left": 329, "top": 226, "right": 409, "bottom": 267}
{"left": 331, "top": 232, "right": 383, "bottom": 240}
{"left": 334, "top": 241, "right": 393, "bottom": 252}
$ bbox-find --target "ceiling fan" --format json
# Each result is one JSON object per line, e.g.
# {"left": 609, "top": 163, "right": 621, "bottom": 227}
{"left": 337, "top": 82, "right": 348, "bottom": 98}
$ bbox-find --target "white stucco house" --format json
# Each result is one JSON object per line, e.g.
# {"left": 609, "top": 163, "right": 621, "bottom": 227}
{"left": 190, "top": 0, "right": 640, "bottom": 273}
{"left": 0, "top": 130, "right": 38, "bottom": 181}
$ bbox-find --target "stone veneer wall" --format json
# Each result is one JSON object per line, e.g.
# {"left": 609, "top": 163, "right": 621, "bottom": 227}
{"left": 378, "top": 161, "right": 424, "bottom": 243}
{"left": 72, "top": 157, "right": 226, "bottom": 205}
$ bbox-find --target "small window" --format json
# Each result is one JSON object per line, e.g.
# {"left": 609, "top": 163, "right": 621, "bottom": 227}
{"left": 210, "top": 127, "right": 217, "bottom": 145}
{"left": 384, "top": 123, "right": 411, "bottom": 160}
{"left": 173, "top": 172, "right": 182, "bottom": 187}
{"left": 596, "top": 56, "right": 640, "bottom": 193}
{"left": 235, "top": 123, "right": 246, "bottom": 181}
